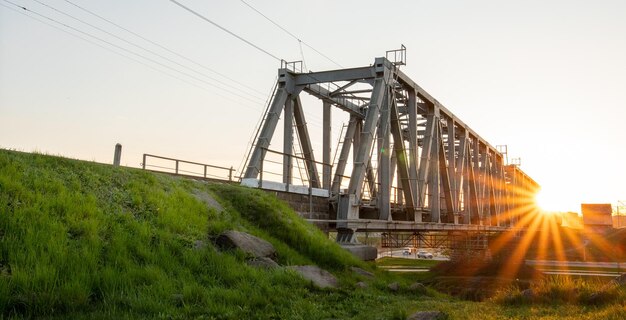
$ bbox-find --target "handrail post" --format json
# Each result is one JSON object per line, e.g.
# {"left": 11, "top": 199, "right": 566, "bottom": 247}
{"left": 175, "top": 160, "right": 179, "bottom": 175}
{"left": 229, "top": 167, "right": 234, "bottom": 182}
{"left": 142, "top": 154, "right": 146, "bottom": 170}
{"left": 309, "top": 158, "right": 313, "bottom": 215}
{"left": 203, "top": 165, "right": 207, "bottom": 179}
{"left": 259, "top": 148, "right": 264, "bottom": 188}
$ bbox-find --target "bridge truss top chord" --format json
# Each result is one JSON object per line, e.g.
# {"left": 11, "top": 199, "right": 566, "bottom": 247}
{"left": 242, "top": 48, "right": 539, "bottom": 240}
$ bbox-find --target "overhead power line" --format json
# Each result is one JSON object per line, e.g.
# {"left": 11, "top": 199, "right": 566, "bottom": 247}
{"left": 238, "top": 0, "right": 343, "bottom": 68}
{"left": 169, "top": 0, "right": 282, "bottom": 62}
{"left": 0, "top": 0, "right": 263, "bottom": 110}
{"left": 29, "top": 0, "right": 264, "bottom": 103}
{"left": 61, "top": 0, "right": 267, "bottom": 97}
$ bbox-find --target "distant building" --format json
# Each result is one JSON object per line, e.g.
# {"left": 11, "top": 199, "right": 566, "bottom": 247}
{"left": 613, "top": 215, "right": 626, "bottom": 228}
{"left": 581, "top": 203, "right": 613, "bottom": 233}
{"left": 562, "top": 211, "right": 583, "bottom": 229}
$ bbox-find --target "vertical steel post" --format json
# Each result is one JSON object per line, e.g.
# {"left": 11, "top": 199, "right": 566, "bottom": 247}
{"left": 283, "top": 97, "right": 294, "bottom": 186}
{"left": 323, "top": 101, "right": 332, "bottom": 190}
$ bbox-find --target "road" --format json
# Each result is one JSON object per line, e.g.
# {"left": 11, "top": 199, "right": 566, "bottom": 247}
{"left": 527, "top": 259, "right": 625, "bottom": 277}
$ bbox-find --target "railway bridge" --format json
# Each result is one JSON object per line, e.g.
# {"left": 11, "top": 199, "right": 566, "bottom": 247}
{"left": 241, "top": 47, "right": 539, "bottom": 251}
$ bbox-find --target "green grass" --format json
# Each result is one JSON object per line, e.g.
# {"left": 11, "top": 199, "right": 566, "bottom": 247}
{"left": 377, "top": 257, "right": 442, "bottom": 269}
{"left": 2, "top": 149, "right": 626, "bottom": 319}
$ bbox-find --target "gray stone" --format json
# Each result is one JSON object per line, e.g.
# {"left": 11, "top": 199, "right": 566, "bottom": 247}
{"left": 388, "top": 282, "right": 400, "bottom": 292}
{"left": 247, "top": 257, "right": 280, "bottom": 269}
{"left": 409, "top": 282, "right": 427, "bottom": 292}
{"left": 407, "top": 311, "right": 447, "bottom": 320}
{"left": 340, "top": 244, "right": 377, "bottom": 261}
{"left": 351, "top": 266, "right": 374, "bottom": 278}
{"left": 355, "top": 281, "right": 368, "bottom": 289}
{"left": 215, "top": 230, "right": 276, "bottom": 258}
{"left": 192, "top": 190, "right": 224, "bottom": 212}
{"left": 288, "top": 265, "right": 338, "bottom": 289}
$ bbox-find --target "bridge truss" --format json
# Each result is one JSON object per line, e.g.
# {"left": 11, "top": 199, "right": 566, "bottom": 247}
{"left": 242, "top": 48, "right": 539, "bottom": 241}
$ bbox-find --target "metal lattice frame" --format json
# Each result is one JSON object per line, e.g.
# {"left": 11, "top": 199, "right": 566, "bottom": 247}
{"left": 242, "top": 52, "right": 539, "bottom": 236}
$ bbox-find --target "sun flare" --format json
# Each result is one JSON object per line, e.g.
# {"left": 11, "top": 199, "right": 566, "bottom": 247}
{"left": 534, "top": 189, "right": 565, "bottom": 213}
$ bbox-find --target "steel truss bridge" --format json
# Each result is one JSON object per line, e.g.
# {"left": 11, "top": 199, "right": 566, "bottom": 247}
{"left": 242, "top": 48, "right": 538, "bottom": 245}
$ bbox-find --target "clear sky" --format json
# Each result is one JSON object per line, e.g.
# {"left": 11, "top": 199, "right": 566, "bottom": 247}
{"left": 1, "top": 0, "right": 625, "bottom": 213}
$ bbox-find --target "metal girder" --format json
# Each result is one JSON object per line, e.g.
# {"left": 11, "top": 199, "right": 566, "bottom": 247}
{"left": 347, "top": 74, "right": 387, "bottom": 199}
{"left": 244, "top": 87, "right": 289, "bottom": 179}
{"left": 294, "top": 67, "right": 374, "bottom": 85}
{"left": 322, "top": 102, "right": 332, "bottom": 190}
{"left": 331, "top": 115, "right": 358, "bottom": 195}
{"left": 243, "top": 55, "right": 539, "bottom": 237}
{"left": 418, "top": 110, "right": 436, "bottom": 211}
{"left": 293, "top": 96, "right": 321, "bottom": 188}
{"left": 283, "top": 97, "right": 294, "bottom": 184}
{"left": 377, "top": 88, "right": 392, "bottom": 220}
{"left": 390, "top": 96, "right": 415, "bottom": 216}
{"left": 303, "top": 84, "right": 364, "bottom": 117}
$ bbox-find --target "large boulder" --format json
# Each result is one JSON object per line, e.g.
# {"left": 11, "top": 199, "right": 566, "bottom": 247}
{"left": 288, "top": 265, "right": 338, "bottom": 289}
{"left": 215, "top": 230, "right": 276, "bottom": 258}
{"left": 247, "top": 257, "right": 280, "bottom": 269}
{"left": 340, "top": 244, "right": 377, "bottom": 261}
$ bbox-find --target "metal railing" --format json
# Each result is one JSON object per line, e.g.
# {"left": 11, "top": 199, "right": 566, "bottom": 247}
{"left": 258, "top": 147, "right": 331, "bottom": 190}
{"left": 141, "top": 154, "right": 235, "bottom": 182}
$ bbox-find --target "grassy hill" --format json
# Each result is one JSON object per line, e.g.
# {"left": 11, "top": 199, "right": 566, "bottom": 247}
{"left": 1, "top": 149, "right": 626, "bottom": 319}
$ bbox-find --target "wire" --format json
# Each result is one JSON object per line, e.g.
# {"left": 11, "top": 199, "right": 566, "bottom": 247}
{"left": 0, "top": 0, "right": 263, "bottom": 111}
{"left": 30, "top": 0, "right": 265, "bottom": 103}
{"left": 238, "top": 0, "right": 343, "bottom": 68}
{"left": 6, "top": 0, "right": 262, "bottom": 105}
{"left": 61, "top": 0, "right": 267, "bottom": 97}
{"left": 169, "top": 0, "right": 281, "bottom": 62}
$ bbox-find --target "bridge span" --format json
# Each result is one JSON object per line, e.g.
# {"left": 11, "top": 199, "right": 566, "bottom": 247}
{"left": 241, "top": 47, "right": 539, "bottom": 245}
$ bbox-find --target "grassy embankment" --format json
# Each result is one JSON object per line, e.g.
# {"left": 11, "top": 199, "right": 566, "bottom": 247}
{"left": 1, "top": 149, "right": 626, "bottom": 319}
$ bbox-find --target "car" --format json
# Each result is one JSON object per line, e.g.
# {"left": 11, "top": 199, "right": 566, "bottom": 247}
{"left": 417, "top": 251, "right": 433, "bottom": 259}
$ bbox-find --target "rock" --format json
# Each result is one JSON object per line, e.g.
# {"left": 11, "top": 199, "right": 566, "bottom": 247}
{"left": 388, "top": 282, "right": 400, "bottom": 292}
{"left": 355, "top": 281, "right": 368, "bottom": 289}
{"left": 351, "top": 266, "right": 374, "bottom": 278}
{"left": 340, "top": 244, "right": 377, "bottom": 261}
{"left": 409, "top": 282, "right": 427, "bottom": 292}
{"left": 215, "top": 230, "right": 276, "bottom": 258}
{"left": 192, "top": 190, "right": 224, "bottom": 212}
{"left": 407, "top": 311, "right": 447, "bottom": 320}
{"left": 521, "top": 288, "right": 534, "bottom": 300}
{"left": 247, "top": 257, "right": 280, "bottom": 269}
{"left": 288, "top": 265, "right": 338, "bottom": 289}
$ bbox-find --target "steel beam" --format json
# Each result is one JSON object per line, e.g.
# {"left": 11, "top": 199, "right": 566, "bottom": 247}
{"left": 283, "top": 97, "right": 294, "bottom": 185}
{"left": 322, "top": 101, "right": 332, "bottom": 190}
{"left": 293, "top": 96, "right": 320, "bottom": 188}
{"left": 244, "top": 87, "right": 289, "bottom": 179}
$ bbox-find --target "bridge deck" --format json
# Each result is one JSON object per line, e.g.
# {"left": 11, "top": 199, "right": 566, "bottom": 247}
{"left": 306, "top": 219, "right": 510, "bottom": 233}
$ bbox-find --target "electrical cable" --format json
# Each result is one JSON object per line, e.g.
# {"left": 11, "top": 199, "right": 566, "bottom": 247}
{"left": 0, "top": 0, "right": 264, "bottom": 111}
{"left": 238, "top": 0, "right": 343, "bottom": 68}
{"left": 169, "top": 0, "right": 281, "bottom": 62}
{"left": 31, "top": 0, "right": 265, "bottom": 103}
{"left": 61, "top": 0, "right": 267, "bottom": 97}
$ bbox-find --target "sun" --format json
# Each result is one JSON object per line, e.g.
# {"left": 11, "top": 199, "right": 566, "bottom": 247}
{"left": 533, "top": 188, "right": 564, "bottom": 213}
